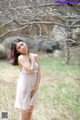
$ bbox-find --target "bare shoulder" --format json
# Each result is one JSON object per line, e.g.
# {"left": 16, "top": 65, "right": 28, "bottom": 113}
{"left": 18, "top": 55, "right": 24, "bottom": 62}
{"left": 18, "top": 54, "right": 24, "bottom": 60}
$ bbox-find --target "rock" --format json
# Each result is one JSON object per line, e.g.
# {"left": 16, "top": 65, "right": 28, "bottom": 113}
{"left": 51, "top": 25, "right": 68, "bottom": 42}
{"left": 72, "top": 28, "right": 80, "bottom": 40}
{"left": 33, "top": 36, "right": 62, "bottom": 52}
{"left": 53, "top": 50, "right": 64, "bottom": 58}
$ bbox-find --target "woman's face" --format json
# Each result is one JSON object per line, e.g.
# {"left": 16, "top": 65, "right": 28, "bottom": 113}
{"left": 16, "top": 41, "right": 28, "bottom": 54}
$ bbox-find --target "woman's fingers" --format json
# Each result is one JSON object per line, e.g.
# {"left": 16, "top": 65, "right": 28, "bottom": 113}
{"left": 31, "top": 87, "right": 37, "bottom": 97}
{"left": 31, "top": 91, "right": 34, "bottom": 97}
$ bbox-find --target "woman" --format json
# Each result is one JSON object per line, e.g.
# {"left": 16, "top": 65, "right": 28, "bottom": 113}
{"left": 10, "top": 39, "right": 41, "bottom": 120}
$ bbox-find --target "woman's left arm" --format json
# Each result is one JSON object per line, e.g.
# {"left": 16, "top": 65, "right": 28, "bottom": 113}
{"left": 31, "top": 54, "right": 41, "bottom": 97}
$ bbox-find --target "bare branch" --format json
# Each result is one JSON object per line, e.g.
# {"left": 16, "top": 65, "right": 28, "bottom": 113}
{"left": 0, "top": 20, "right": 13, "bottom": 28}
{"left": 65, "top": 47, "right": 80, "bottom": 58}
{"left": 0, "top": 24, "right": 29, "bottom": 38}
{"left": 9, "top": 21, "right": 80, "bottom": 27}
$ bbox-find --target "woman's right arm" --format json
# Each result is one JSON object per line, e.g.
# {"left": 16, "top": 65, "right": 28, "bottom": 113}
{"left": 18, "top": 55, "right": 34, "bottom": 74}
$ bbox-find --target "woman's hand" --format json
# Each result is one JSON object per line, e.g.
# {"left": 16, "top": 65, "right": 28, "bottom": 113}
{"left": 31, "top": 85, "right": 38, "bottom": 97}
{"left": 18, "top": 54, "right": 35, "bottom": 74}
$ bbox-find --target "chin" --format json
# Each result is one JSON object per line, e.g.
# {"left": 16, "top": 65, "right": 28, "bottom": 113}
{"left": 22, "top": 51, "right": 28, "bottom": 54}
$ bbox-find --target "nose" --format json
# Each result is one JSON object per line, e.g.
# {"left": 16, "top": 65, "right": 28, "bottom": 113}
{"left": 21, "top": 45, "right": 26, "bottom": 50}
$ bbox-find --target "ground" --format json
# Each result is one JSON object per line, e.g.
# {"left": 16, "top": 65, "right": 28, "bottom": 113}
{"left": 0, "top": 53, "right": 80, "bottom": 120}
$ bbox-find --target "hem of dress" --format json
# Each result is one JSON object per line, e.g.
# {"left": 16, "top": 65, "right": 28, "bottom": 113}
{"left": 14, "top": 104, "right": 35, "bottom": 111}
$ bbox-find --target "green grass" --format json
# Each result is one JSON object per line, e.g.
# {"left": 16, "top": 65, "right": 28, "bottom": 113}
{"left": 0, "top": 55, "right": 80, "bottom": 120}
{"left": 39, "top": 56, "right": 80, "bottom": 120}
{"left": 40, "top": 57, "right": 80, "bottom": 76}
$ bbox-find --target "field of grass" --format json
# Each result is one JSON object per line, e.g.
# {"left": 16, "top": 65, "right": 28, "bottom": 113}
{"left": 0, "top": 54, "right": 80, "bottom": 120}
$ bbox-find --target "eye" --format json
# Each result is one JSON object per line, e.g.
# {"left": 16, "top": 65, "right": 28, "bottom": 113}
{"left": 21, "top": 43, "right": 23, "bottom": 46}
{"left": 17, "top": 42, "right": 24, "bottom": 50}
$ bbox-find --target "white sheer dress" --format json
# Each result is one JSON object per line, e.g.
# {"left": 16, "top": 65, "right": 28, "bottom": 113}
{"left": 14, "top": 61, "right": 38, "bottom": 110}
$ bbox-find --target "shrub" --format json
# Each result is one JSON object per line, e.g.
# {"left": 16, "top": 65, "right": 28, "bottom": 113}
{"left": 0, "top": 44, "right": 7, "bottom": 59}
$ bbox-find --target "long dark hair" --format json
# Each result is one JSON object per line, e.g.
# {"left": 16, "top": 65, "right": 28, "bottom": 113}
{"left": 10, "top": 39, "right": 25, "bottom": 65}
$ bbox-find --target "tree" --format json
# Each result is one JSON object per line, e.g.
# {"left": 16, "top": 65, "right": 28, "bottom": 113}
{"left": 0, "top": 0, "right": 80, "bottom": 64}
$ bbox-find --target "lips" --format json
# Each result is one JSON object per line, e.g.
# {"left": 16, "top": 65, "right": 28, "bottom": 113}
{"left": 22, "top": 48, "right": 26, "bottom": 51}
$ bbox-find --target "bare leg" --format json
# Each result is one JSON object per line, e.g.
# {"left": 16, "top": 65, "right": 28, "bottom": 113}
{"left": 28, "top": 106, "right": 34, "bottom": 120}
{"left": 20, "top": 109, "right": 29, "bottom": 120}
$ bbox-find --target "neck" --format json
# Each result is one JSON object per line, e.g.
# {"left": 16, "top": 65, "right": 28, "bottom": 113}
{"left": 22, "top": 52, "right": 29, "bottom": 56}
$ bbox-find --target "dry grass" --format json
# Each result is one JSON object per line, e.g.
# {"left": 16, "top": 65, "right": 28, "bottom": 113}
{"left": 0, "top": 54, "right": 80, "bottom": 120}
